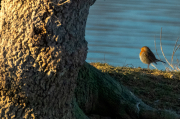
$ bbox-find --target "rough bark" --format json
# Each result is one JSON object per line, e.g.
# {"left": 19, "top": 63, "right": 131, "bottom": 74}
{"left": 75, "top": 62, "right": 180, "bottom": 119}
{"left": 0, "top": 0, "right": 95, "bottom": 118}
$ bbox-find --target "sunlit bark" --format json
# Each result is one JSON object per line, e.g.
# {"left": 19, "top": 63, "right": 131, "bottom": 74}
{"left": 0, "top": 0, "right": 95, "bottom": 118}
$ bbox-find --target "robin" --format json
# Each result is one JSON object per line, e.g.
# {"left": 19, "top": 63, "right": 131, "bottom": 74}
{"left": 139, "top": 46, "right": 166, "bottom": 68}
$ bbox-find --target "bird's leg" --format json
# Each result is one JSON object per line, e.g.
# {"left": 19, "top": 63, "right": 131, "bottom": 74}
{"left": 148, "top": 64, "right": 149, "bottom": 69}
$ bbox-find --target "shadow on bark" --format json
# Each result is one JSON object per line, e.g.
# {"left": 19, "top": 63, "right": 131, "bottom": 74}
{"left": 75, "top": 62, "right": 180, "bottom": 119}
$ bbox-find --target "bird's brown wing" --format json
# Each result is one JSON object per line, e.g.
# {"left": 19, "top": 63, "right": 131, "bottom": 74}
{"left": 146, "top": 50, "right": 157, "bottom": 64}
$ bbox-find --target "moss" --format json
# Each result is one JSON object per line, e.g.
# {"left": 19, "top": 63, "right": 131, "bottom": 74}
{"left": 73, "top": 99, "right": 89, "bottom": 119}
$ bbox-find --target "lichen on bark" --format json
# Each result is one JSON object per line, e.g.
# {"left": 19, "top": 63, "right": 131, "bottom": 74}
{"left": 0, "top": 0, "right": 95, "bottom": 118}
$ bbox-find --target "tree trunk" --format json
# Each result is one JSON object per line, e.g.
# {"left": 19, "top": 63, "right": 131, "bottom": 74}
{"left": 0, "top": 0, "right": 95, "bottom": 118}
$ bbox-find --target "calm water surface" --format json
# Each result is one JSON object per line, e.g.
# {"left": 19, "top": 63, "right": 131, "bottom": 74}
{"left": 85, "top": 0, "right": 180, "bottom": 70}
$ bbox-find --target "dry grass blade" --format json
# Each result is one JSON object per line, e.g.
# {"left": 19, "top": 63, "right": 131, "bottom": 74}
{"left": 160, "top": 28, "right": 175, "bottom": 70}
{"left": 154, "top": 36, "right": 161, "bottom": 60}
{"left": 176, "top": 56, "right": 179, "bottom": 65}
{"left": 176, "top": 56, "right": 180, "bottom": 71}
{"left": 175, "top": 44, "right": 180, "bottom": 53}
{"left": 171, "top": 37, "right": 179, "bottom": 64}
{"left": 154, "top": 35, "right": 167, "bottom": 69}
{"left": 151, "top": 64, "right": 158, "bottom": 69}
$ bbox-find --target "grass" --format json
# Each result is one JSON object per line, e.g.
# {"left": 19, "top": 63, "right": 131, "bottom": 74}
{"left": 90, "top": 62, "right": 180, "bottom": 115}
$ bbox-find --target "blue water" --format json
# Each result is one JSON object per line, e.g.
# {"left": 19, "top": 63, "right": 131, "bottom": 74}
{"left": 85, "top": 0, "right": 180, "bottom": 70}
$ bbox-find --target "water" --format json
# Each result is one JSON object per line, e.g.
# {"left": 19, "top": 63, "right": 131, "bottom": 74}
{"left": 85, "top": 0, "right": 180, "bottom": 70}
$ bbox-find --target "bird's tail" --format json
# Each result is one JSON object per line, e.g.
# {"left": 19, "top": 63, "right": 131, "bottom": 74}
{"left": 156, "top": 59, "right": 166, "bottom": 64}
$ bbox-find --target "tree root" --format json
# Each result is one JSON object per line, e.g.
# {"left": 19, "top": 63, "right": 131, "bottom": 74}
{"left": 74, "top": 62, "right": 180, "bottom": 119}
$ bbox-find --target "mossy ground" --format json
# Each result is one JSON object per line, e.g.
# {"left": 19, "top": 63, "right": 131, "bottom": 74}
{"left": 90, "top": 62, "right": 180, "bottom": 115}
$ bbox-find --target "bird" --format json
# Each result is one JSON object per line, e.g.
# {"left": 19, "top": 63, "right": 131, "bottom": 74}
{"left": 139, "top": 46, "right": 166, "bottom": 69}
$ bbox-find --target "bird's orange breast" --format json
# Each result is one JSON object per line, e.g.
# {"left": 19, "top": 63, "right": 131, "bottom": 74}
{"left": 139, "top": 49, "right": 145, "bottom": 56}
